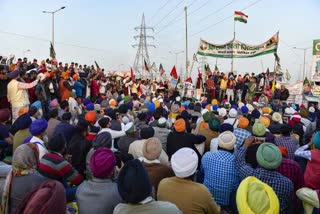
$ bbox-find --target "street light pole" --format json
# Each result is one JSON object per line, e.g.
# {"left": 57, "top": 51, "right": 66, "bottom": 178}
{"left": 293, "top": 46, "right": 312, "bottom": 80}
{"left": 23, "top": 49, "right": 30, "bottom": 57}
{"left": 43, "top": 6, "right": 66, "bottom": 49}
{"left": 169, "top": 50, "right": 184, "bottom": 67}
{"left": 52, "top": 13, "right": 54, "bottom": 48}
{"left": 185, "top": 4, "right": 188, "bottom": 81}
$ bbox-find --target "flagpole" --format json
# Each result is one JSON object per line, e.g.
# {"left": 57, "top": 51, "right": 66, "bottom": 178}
{"left": 231, "top": 18, "right": 235, "bottom": 73}
{"left": 189, "top": 57, "right": 195, "bottom": 80}
{"left": 185, "top": 0, "right": 189, "bottom": 82}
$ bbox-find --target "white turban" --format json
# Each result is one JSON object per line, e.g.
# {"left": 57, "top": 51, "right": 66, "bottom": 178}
{"left": 171, "top": 148, "right": 198, "bottom": 178}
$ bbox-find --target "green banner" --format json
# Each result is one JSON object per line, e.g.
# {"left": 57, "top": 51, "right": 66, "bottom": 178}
{"left": 311, "top": 39, "right": 320, "bottom": 82}
{"left": 313, "top": 39, "right": 320, "bottom": 55}
{"left": 197, "top": 32, "right": 279, "bottom": 58}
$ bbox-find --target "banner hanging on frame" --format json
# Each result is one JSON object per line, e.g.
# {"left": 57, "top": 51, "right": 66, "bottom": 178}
{"left": 197, "top": 32, "right": 279, "bottom": 58}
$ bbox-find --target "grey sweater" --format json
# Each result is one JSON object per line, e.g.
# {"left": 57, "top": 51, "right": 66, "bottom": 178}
{"left": 113, "top": 200, "right": 181, "bottom": 214}
{"left": 76, "top": 178, "right": 122, "bottom": 214}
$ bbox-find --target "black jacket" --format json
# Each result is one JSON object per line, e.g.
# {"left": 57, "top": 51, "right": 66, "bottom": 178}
{"left": 166, "top": 131, "right": 206, "bottom": 168}
{"left": 280, "top": 89, "right": 289, "bottom": 100}
{"left": 67, "top": 133, "right": 92, "bottom": 177}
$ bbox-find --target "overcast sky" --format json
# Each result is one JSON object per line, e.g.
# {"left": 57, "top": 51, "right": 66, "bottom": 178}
{"left": 0, "top": 0, "right": 319, "bottom": 81}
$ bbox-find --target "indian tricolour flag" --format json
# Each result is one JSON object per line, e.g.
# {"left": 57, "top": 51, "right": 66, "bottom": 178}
{"left": 234, "top": 11, "right": 248, "bottom": 23}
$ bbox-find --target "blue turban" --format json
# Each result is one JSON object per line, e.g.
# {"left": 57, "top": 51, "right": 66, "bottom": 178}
{"left": 231, "top": 104, "right": 238, "bottom": 110}
{"left": 201, "top": 101, "right": 207, "bottom": 109}
{"left": 104, "top": 108, "right": 114, "bottom": 116}
{"left": 86, "top": 103, "right": 95, "bottom": 111}
{"left": 182, "top": 100, "right": 190, "bottom": 108}
{"left": 83, "top": 98, "right": 91, "bottom": 106}
{"left": 148, "top": 103, "right": 155, "bottom": 112}
{"left": 212, "top": 105, "right": 218, "bottom": 111}
{"left": 251, "top": 109, "right": 261, "bottom": 119}
{"left": 140, "top": 94, "right": 146, "bottom": 99}
{"left": 188, "top": 102, "right": 195, "bottom": 110}
{"left": 29, "top": 119, "right": 48, "bottom": 136}
{"left": 241, "top": 106, "right": 249, "bottom": 114}
{"left": 127, "top": 101, "right": 133, "bottom": 110}
{"left": 144, "top": 99, "right": 150, "bottom": 105}
{"left": 8, "top": 70, "right": 20, "bottom": 79}
{"left": 314, "top": 132, "right": 320, "bottom": 149}
{"left": 117, "top": 96, "right": 122, "bottom": 103}
{"left": 31, "top": 101, "right": 41, "bottom": 110}
{"left": 16, "top": 113, "right": 32, "bottom": 130}
{"left": 219, "top": 123, "right": 234, "bottom": 133}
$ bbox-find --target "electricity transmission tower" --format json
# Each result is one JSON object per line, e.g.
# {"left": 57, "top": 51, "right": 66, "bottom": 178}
{"left": 133, "top": 13, "right": 155, "bottom": 78}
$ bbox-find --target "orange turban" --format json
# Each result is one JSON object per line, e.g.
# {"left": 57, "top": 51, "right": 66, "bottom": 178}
{"left": 9, "top": 64, "right": 16, "bottom": 72}
{"left": 85, "top": 111, "right": 97, "bottom": 124}
{"left": 205, "top": 104, "right": 212, "bottom": 111}
{"left": 179, "top": 106, "right": 185, "bottom": 114}
{"left": 155, "top": 100, "right": 160, "bottom": 109}
{"left": 238, "top": 116, "right": 249, "bottom": 129}
{"left": 18, "top": 107, "right": 29, "bottom": 116}
{"left": 174, "top": 118, "right": 186, "bottom": 132}
{"left": 262, "top": 107, "right": 272, "bottom": 115}
{"left": 73, "top": 74, "right": 79, "bottom": 80}
{"left": 259, "top": 116, "right": 270, "bottom": 128}
{"left": 45, "top": 72, "right": 51, "bottom": 78}
{"left": 60, "top": 72, "right": 68, "bottom": 80}
{"left": 278, "top": 146, "right": 288, "bottom": 157}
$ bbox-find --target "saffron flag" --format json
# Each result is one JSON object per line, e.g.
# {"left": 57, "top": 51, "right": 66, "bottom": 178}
{"left": 159, "top": 64, "right": 165, "bottom": 76}
{"left": 234, "top": 11, "right": 248, "bottom": 23}
{"left": 144, "top": 59, "right": 149, "bottom": 72}
{"left": 170, "top": 65, "right": 178, "bottom": 79}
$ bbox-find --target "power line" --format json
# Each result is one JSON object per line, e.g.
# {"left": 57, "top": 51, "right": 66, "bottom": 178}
{"left": 153, "top": 0, "right": 185, "bottom": 28}
{"left": 155, "top": 0, "right": 201, "bottom": 35}
{"left": 198, "top": 0, "right": 236, "bottom": 22}
{"left": 188, "top": 0, "right": 201, "bottom": 8}
{"left": 280, "top": 39, "right": 304, "bottom": 61}
{"left": 149, "top": 0, "right": 171, "bottom": 21}
{"left": 155, "top": 9, "right": 185, "bottom": 34}
{"left": 188, "top": 0, "right": 212, "bottom": 16}
{"left": 190, "top": 0, "right": 264, "bottom": 37}
{"left": 0, "top": 30, "right": 110, "bottom": 52}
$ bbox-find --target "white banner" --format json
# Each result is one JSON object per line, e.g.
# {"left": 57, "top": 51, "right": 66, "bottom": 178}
{"left": 197, "top": 32, "right": 279, "bottom": 58}
{"left": 286, "top": 81, "right": 303, "bottom": 95}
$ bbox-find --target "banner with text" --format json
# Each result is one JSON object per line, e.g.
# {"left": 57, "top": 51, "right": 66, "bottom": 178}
{"left": 197, "top": 32, "right": 279, "bottom": 58}
{"left": 311, "top": 39, "right": 320, "bottom": 82}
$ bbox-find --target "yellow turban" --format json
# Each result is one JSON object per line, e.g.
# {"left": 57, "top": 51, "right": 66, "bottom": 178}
{"left": 211, "top": 99, "right": 218, "bottom": 105}
{"left": 237, "top": 176, "right": 279, "bottom": 214}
